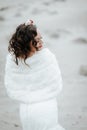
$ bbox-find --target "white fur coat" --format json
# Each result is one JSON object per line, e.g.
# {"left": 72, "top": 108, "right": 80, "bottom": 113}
{"left": 4, "top": 47, "right": 63, "bottom": 104}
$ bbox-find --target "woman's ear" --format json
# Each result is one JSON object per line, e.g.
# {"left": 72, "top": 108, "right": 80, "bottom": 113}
{"left": 32, "top": 40, "right": 37, "bottom": 47}
{"left": 30, "top": 41, "right": 37, "bottom": 52}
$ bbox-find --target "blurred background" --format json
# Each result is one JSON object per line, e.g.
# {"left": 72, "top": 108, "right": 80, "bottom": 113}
{"left": 0, "top": 0, "right": 87, "bottom": 130}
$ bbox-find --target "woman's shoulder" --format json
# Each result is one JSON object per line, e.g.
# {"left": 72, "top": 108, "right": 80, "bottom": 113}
{"left": 28, "top": 47, "right": 51, "bottom": 60}
{"left": 6, "top": 53, "right": 15, "bottom": 60}
{"left": 6, "top": 53, "right": 18, "bottom": 68}
{"left": 40, "top": 47, "right": 54, "bottom": 56}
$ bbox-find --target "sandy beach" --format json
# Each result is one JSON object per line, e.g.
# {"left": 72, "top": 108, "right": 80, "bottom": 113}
{"left": 0, "top": 0, "right": 87, "bottom": 130}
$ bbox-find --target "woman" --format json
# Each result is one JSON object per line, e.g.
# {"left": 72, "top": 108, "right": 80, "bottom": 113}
{"left": 4, "top": 19, "right": 65, "bottom": 130}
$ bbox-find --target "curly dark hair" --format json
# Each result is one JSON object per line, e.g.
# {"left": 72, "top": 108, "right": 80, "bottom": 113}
{"left": 8, "top": 23, "right": 38, "bottom": 67}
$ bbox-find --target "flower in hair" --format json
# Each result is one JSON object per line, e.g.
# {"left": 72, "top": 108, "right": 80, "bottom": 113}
{"left": 25, "top": 19, "right": 33, "bottom": 25}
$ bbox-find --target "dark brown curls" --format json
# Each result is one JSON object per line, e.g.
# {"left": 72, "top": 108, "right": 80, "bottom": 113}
{"left": 8, "top": 23, "right": 37, "bottom": 67}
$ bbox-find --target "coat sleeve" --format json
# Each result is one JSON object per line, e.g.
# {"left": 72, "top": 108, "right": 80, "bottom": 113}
{"left": 4, "top": 54, "right": 54, "bottom": 104}
{"left": 4, "top": 54, "right": 63, "bottom": 104}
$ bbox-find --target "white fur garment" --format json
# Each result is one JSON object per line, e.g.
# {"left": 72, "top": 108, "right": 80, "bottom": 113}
{"left": 4, "top": 47, "right": 63, "bottom": 104}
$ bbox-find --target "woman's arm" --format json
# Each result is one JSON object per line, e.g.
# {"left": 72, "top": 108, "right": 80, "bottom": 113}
{"left": 4, "top": 53, "right": 63, "bottom": 104}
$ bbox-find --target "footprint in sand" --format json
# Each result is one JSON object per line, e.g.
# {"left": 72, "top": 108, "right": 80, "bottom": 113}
{"left": 0, "top": 6, "right": 9, "bottom": 11}
{"left": 49, "top": 29, "right": 71, "bottom": 39}
{"left": 50, "top": 32, "right": 60, "bottom": 39}
{"left": 79, "top": 65, "right": 87, "bottom": 76}
{"left": 14, "top": 124, "right": 19, "bottom": 127}
{"left": 73, "top": 37, "right": 87, "bottom": 44}
{"left": 0, "top": 16, "right": 5, "bottom": 21}
{"left": 52, "top": 0, "right": 66, "bottom": 2}
{"left": 43, "top": 1, "right": 51, "bottom": 6}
